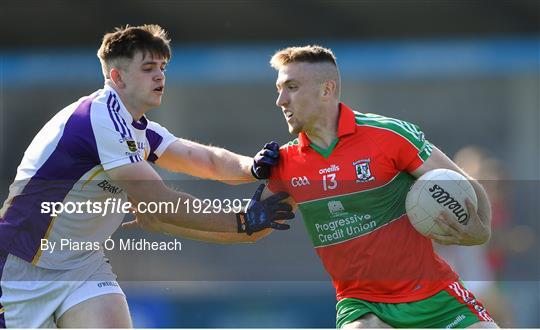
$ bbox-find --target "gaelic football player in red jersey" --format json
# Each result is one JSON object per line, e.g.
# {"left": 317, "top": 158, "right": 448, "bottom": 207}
{"left": 263, "top": 45, "right": 498, "bottom": 328}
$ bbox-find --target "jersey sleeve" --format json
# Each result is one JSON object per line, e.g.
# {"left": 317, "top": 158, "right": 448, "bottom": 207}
{"left": 145, "top": 120, "right": 178, "bottom": 163}
{"left": 374, "top": 117, "right": 433, "bottom": 173}
{"left": 90, "top": 102, "right": 143, "bottom": 171}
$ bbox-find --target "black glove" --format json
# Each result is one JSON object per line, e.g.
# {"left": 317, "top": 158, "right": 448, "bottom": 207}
{"left": 251, "top": 141, "right": 280, "bottom": 180}
{"left": 237, "top": 184, "right": 294, "bottom": 235}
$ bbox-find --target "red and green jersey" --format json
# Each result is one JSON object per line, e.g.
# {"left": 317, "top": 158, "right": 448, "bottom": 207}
{"left": 268, "top": 103, "right": 457, "bottom": 303}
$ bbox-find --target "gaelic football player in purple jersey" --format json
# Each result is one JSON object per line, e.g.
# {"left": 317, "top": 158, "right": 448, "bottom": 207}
{"left": 0, "top": 25, "right": 292, "bottom": 327}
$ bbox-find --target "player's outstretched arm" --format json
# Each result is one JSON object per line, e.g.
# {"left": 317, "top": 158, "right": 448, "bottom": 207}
{"left": 411, "top": 146, "right": 491, "bottom": 246}
{"left": 108, "top": 162, "right": 294, "bottom": 234}
{"left": 155, "top": 139, "right": 279, "bottom": 184}
{"left": 109, "top": 161, "right": 238, "bottom": 232}
{"left": 123, "top": 184, "right": 296, "bottom": 244}
{"left": 155, "top": 139, "right": 253, "bottom": 183}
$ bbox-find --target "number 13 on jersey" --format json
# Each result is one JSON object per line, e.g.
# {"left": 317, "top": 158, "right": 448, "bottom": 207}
{"left": 322, "top": 173, "right": 338, "bottom": 191}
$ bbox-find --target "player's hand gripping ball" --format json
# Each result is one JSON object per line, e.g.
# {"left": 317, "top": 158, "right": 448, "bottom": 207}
{"left": 405, "top": 169, "right": 477, "bottom": 237}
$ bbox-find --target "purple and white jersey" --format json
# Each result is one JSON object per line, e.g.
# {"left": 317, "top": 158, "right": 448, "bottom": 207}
{"left": 0, "top": 85, "right": 176, "bottom": 269}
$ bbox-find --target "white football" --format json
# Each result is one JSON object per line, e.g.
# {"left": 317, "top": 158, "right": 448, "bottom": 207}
{"left": 405, "top": 169, "right": 477, "bottom": 237}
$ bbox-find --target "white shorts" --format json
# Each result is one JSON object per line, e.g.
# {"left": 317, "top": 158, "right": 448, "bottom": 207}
{"left": 0, "top": 251, "right": 124, "bottom": 328}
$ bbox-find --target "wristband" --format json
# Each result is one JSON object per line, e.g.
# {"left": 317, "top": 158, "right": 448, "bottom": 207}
{"left": 236, "top": 212, "right": 251, "bottom": 235}
{"left": 250, "top": 164, "right": 260, "bottom": 180}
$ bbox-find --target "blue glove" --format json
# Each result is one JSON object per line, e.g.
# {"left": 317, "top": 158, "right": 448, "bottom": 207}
{"left": 251, "top": 141, "right": 280, "bottom": 180}
{"left": 237, "top": 184, "right": 294, "bottom": 235}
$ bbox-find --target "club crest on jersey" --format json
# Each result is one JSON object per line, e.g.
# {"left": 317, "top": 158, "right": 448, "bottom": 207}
{"left": 126, "top": 140, "right": 137, "bottom": 152}
{"left": 353, "top": 159, "right": 375, "bottom": 183}
{"left": 118, "top": 135, "right": 138, "bottom": 153}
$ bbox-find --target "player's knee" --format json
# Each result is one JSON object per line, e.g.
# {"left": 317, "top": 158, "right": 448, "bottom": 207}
{"left": 342, "top": 313, "right": 390, "bottom": 328}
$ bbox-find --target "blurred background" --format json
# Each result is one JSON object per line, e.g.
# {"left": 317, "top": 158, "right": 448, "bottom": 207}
{"left": 1, "top": 0, "right": 539, "bottom": 327}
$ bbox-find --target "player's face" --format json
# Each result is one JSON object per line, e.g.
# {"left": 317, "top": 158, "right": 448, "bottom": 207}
{"left": 121, "top": 51, "right": 167, "bottom": 112}
{"left": 275, "top": 63, "right": 325, "bottom": 134}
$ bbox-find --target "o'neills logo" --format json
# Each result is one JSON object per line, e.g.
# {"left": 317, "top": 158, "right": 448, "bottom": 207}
{"left": 428, "top": 184, "right": 469, "bottom": 225}
{"left": 319, "top": 164, "right": 340, "bottom": 175}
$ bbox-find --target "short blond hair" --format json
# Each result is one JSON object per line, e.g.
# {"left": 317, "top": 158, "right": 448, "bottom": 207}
{"left": 97, "top": 24, "right": 171, "bottom": 79}
{"left": 270, "top": 45, "right": 341, "bottom": 97}
{"left": 270, "top": 45, "right": 337, "bottom": 70}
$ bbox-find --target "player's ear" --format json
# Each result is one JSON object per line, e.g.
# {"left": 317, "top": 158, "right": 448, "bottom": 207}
{"left": 110, "top": 68, "right": 126, "bottom": 89}
{"left": 321, "top": 80, "right": 337, "bottom": 99}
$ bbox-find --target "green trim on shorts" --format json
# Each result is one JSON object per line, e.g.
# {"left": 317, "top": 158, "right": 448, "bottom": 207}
{"left": 336, "top": 289, "right": 484, "bottom": 328}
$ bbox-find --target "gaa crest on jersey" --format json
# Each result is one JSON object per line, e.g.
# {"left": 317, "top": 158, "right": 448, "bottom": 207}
{"left": 353, "top": 159, "right": 375, "bottom": 183}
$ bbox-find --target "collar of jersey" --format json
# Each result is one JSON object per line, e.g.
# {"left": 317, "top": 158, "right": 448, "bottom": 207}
{"left": 298, "top": 102, "right": 357, "bottom": 155}
{"left": 103, "top": 85, "right": 149, "bottom": 130}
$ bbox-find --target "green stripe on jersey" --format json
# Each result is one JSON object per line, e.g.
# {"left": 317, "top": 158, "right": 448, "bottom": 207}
{"left": 418, "top": 140, "right": 434, "bottom": 161}
{"left": 354, "top": 112, "right": 433, "bottom": 161}
{"left": 298, "top": 172, "right": 415, "bottom": 248}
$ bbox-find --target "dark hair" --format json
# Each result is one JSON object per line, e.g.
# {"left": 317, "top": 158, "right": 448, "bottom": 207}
{"left": 97, "top": 24, "right": 171, "bottom": 78}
